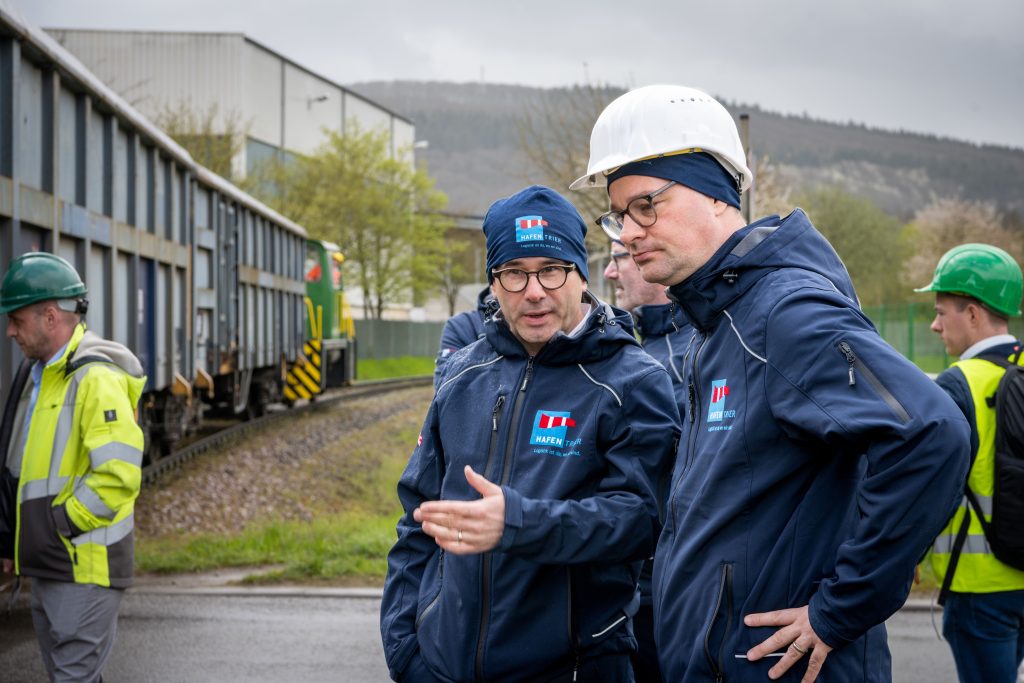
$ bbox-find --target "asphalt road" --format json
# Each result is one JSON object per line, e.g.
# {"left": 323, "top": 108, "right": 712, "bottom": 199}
{"left": 0, "top": 589, "right": 391, "bottom": 683}
{"left": 0, "top": 586, "right": 1014, "bottom": 683}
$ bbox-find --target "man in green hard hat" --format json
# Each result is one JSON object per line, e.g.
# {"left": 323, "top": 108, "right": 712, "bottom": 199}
{"left": 915, "top": 243, "right": 1024, "bottom": 683}
{"left": 0, "top": 252, "right": 146, "bottom": 682}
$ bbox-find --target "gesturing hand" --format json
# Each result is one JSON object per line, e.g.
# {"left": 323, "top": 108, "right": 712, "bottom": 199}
{"left": 744, "top": 605, "right": 832, "bottom": 682}
{"left": 414, "top": 466, "right": 505, "bottom": 555}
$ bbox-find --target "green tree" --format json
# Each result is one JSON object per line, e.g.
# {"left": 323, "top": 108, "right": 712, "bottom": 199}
{"left": 250, "top": 125, "right": 451, "bottom": 319}
{"left": 156, "top": 102, "right": 248, "bottom": 182}
{"left": 795, "top": 186, "right": 909, "bottom": 306}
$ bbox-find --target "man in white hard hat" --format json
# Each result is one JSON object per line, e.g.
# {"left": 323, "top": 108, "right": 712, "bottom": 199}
{"left": 573, "top": 85, "right": 971, "bottom": 683}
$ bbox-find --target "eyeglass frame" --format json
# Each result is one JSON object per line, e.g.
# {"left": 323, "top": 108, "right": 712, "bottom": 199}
{"left": 606, "top": 250, "right": 632, "bottom": 274}
{"left": 596, "top": 180, "right": 677, "bottom": 241}
{"left": 490, "top": 263, "right": 577, "bottom": 293}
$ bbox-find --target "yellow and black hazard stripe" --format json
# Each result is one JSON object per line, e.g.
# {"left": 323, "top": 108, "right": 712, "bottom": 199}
{"left": 285, "top": 298, "right": 325, "bottom": 402}
{"left": 284, "top": 339, "right": 324, "bottom": 401}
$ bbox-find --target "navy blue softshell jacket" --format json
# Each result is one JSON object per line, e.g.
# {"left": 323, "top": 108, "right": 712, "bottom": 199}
{"left": 381, "top": 294, "right": 681, "bottom": 682}
{"left": 635, "top": 302, "right": 693, "bottom": 421}
{"left": 653, "top": 209, "right": 970, "bottom": 682}
{"left": 434, "top": 287, "right": 498, "bottom": 388}
{"left": 633, "top": 303, "right": 693, "bottom": 608}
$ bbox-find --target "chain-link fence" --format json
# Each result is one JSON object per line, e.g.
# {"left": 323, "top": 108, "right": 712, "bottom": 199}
{"left": 354, "top": 319, "right": 445, "bottom": 360}
{"left": 863, "top": 302, "right": 1024, "bottom": 374}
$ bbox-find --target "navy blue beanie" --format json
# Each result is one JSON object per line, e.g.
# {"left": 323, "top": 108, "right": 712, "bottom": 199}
{"left": 607, "top": 152, "right": 741, "bottom": 209}
{"left": 483, "top": 185, "right": 590, "bottom": 281}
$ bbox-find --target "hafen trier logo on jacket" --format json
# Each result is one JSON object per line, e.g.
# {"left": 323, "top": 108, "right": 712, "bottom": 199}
{"left": 707, "top": 378, "right": 737, "bottom": 430}
{"left": 529, "top": 411, "right": 575, "bottom": 447}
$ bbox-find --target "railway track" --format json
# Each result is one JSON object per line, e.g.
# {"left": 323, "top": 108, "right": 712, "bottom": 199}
{"left": 141, "top": 375, "right": 433, "bottom": 486}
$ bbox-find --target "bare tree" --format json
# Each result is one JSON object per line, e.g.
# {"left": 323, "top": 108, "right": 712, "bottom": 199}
{"left": 905, "top": 198, "right": 1022, "bottom": 289}
{"left": 515, "top": 84, "right": 623, "bottom": 251}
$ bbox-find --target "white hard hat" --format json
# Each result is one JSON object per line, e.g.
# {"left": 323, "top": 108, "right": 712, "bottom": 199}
{"left": 570, "top": 85, "right": 752, "bottom": 193}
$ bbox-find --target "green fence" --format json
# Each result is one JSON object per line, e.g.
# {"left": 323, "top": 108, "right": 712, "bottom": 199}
{"left": 863, "top": 303, "right": 1024, "bottom": 374}
{"left": 354, "top": 319, "right": 445, "bottom": 360}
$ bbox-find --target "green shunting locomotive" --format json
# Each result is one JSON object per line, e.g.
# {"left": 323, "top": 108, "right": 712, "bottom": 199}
{"left": 285, "top": 239, "right": 357, "bottom": 402}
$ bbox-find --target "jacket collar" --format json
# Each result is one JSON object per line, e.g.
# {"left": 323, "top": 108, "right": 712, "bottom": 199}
{"left": 667, "top": 209, "right": 858, "bottom": 332}
{"left": 39, "top": 323, "right": 86, "bottom": 380}
{"left": 633, "top": 303, "right": 686, "bottom": 338}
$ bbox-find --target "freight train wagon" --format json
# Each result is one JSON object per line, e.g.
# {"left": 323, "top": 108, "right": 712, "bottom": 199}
{"left": 0, "top": 4, "right": 315, "bottom": 460}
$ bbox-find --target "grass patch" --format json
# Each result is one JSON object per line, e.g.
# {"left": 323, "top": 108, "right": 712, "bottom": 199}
{"left": 136, "top": 391, "right": 432, "bottom": 585}
{"left": 357, "top": 355, "right": 434, "bottom": 380}
{"left": 136, "top": 515, "right": 396, "bottom": 584}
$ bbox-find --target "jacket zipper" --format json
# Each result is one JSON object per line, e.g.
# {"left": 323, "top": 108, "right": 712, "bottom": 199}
{"left": 836, "top": 341, "right": 910, "bottom": 424}
{"left": 482, "top": 395, "right": 506, "bottom": 481}
{"left": 476, "top": 357, "right": 534, "bottom": 681}
{"left": 703, "top": 563, "right": 733, "bottom": 683}
{"left": 685, "top": 334, "right": 707, "bottom": 464}
{"left": 671, "top": 334, "right": 706, "bottom": 526}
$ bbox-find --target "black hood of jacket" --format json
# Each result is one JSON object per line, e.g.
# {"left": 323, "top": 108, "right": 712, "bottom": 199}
{"left": 475, "top": 286, "right": 499, "bottom": 321}
{"left": 668, "top": 209, "right": 859, "bottom": 332}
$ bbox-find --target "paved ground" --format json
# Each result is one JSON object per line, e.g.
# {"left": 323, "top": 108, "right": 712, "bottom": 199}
{"left": 1, "top": 573, "right": 1019, "bottom": 682}
{"left": 0, "top": 573, "right": 391, "bottom": 683}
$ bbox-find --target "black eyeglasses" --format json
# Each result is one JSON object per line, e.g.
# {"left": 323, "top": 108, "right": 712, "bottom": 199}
{"left": 596, "top": 181, "right": 677, "bottom": 240}
{"left": 491, "top": 264, "right": 576, "bottom": 293}
{"left": 606, "top": 251, "right": 632, "bottom": 273}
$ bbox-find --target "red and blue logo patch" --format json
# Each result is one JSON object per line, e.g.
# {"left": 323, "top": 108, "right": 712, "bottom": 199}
{"left": 707, "top": 379, "right": 730, "bottom": 423}
{"left": 529, "top": 410, "right": 576, "bottom": 447}
{"left": 515, "top": 215, "right": 547, "bottom": 243}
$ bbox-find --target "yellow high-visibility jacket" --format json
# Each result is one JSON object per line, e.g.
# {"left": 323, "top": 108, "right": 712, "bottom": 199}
{"left": 929, "top": 352, "right": 1024, "bottom": 592}
{"left": 12, "top": 324, "right": 145, "bottom": 588}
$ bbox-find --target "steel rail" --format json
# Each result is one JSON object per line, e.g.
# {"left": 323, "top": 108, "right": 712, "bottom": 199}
{"left": 141, "top": 375, "right": 432, "bottom": 486}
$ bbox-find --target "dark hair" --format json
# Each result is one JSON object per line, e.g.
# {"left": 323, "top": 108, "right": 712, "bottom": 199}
{"left": 937, "top": 291, "right": 1009, "bottom": 322}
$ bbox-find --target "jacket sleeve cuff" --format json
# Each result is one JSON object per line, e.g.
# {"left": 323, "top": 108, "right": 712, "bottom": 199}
{"left": 51, "top": 504, "right": 83, "bottom": 538}
{"left": 808, "top": 598, "right": 853, "bottom": 650}
{"left": 498, "top": 485, "right": 524, "bottom": 551}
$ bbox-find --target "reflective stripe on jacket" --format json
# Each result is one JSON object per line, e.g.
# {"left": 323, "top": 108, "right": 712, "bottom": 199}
{"left": 13, "top": 324, "right": 145, "bottom": 588}
{"left": 929, "top": 352, "right": 1024, "bottom": 592}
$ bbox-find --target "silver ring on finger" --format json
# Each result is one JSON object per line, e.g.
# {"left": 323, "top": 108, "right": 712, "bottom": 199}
{"left": 457, "top": 529, "right": 463, "bottom": 543}
{"left": 791, "top": 642, "right": 808, "bottom": 655}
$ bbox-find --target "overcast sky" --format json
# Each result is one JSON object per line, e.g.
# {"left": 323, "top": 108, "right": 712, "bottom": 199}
{"left": 17, "top": 0, "right": 1024, "bottom": 150}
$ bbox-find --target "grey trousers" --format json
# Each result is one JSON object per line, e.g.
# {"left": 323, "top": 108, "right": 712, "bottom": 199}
{"left": 30, "top": 577, "right": 125, "bottom": 683}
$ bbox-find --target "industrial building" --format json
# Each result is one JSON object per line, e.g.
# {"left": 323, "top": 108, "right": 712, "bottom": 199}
{"left": 45, "top": 29, "right": 415, "bottom": 178}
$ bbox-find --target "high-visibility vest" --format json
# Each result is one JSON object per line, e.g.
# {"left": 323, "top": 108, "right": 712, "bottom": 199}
{"left": 928, "top": 355, "right": 1024, "bottom": 592}
{"left": 14, "top": 324, "right": 146, "bottom": 588}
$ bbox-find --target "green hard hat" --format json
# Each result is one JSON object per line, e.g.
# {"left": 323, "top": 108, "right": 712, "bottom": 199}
{"left": 0, "top": 252, "right": 88, "bottom": 314}
{"left": 915, "top": 243, "right": 1023, "bottom": 317}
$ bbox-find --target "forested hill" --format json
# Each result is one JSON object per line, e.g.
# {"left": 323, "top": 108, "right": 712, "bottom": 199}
{"left": 351, "top": 80, "right": 1024, "bottom": 219}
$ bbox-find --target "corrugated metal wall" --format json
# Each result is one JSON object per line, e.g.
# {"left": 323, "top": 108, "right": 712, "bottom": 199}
{"left": 355, "top": 320, "right": 445, "bottom": 360}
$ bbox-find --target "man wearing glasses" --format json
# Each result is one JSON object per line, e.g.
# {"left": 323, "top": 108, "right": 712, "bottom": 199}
{"left": 573, "top": 85, "right": 971, "bottom": 683}
{"left": 604, "top": 239, "right": 691, "bottom": 683}
{"left": 381, "top": 185, "right": 680, "bottom": 683}
{"left": 604, "top": 239, "right": 691, "bottom": 414}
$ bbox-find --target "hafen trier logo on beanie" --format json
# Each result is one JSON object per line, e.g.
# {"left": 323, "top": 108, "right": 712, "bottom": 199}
{"left": 515, "top": 215, "right": 547, "bottom": 243}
